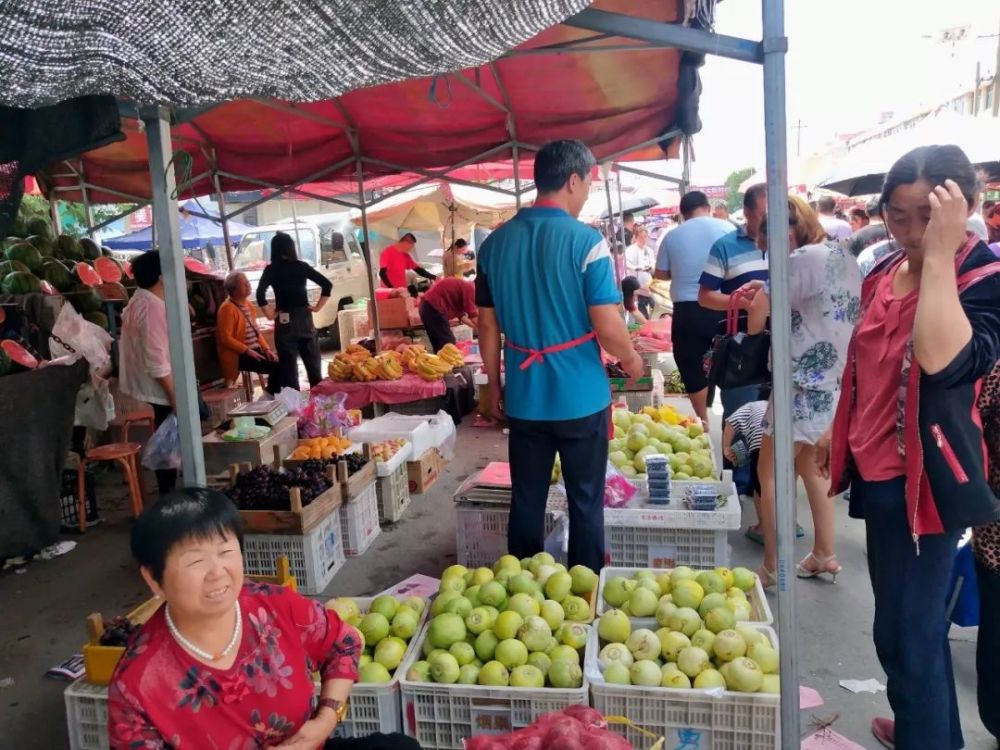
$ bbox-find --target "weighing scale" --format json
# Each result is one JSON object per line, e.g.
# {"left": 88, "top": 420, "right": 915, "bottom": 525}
{"left": 228, "top": 400, "right": 289, "bottom": 427}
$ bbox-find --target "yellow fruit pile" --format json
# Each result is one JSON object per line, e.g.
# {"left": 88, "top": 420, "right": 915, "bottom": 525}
{"left": 327, "top": 344, "right": 404, "bottom": 382}
{"left": 413, "top": 353, "right": 453, "bottom": 381}
{"left": 640, "top": 404, "right": 691, "bottom": 426}
{"left": 399, "top": 344, "right": 428, "bottom": 372}
{"left": 438, "top": 343, "right": 465, "bottom": 369}
{"left": 289, "top": 434, "right": 352, "bottom": 460}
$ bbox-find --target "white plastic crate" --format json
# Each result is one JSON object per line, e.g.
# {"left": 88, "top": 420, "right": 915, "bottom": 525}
{"left": 375, "top": 441, "right": 413, "bottom": 477}
{"left": 604, "top": 480, "right": 738, "bottom": 569}
{"left": 399, "top": 627, "right": 590, "bottom": 749}
{"left": 595, "top": 566, "right": 773, "bottom": 624}
{"left": 243, "top": 512, "right": 345, "bottom": 594}
{"left": 454, "top": 500, "right": 565, "bottom": 568}
{"left": 340, "top": 482, "right": 381, "bottom": 556}
{"left": 585, "top": 624, "right": 780, "bottom": 750}
{"left": 376, "top": 459, "right": 411, "bottom": 524}
{"left": 332, "top": 596, "right": 430, "bottom": 739}
{"left": 65, "top": 678, "right": 109, "bottom": 750}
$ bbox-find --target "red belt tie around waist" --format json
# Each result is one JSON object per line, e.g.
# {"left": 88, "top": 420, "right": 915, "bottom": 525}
{"left": 505, "top": 330, "right": 598, "bottom": 370}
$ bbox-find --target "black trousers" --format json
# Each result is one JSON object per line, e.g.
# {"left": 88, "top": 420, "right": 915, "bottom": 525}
{"left": 854, "top": 477, "right": 964, "bottom": 750}
{"left": 977, "top": 556, "right": 1000, "bottom": 741}
{"left": 418, "top": 300, "right": 455, "bottom": 353}
{"left": 275, "top": 307, "right": 323, "bottom": 390}
{"left": 325, "top": 734, "right": 420, "bottom": 750}
{"left": 238, "top": 350, "right": 281, "bottom": 394}
{"left": 150, "top": 403, "right": 177, "bottom": 495}
{"left": 507, "top": 408, "right": 609, "bottom": 571}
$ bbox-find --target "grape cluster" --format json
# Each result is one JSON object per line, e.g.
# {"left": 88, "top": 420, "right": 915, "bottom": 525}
{"left": 605, "top": 361, "right": 628, "bottom": 379}
{"left": 227, "top": 465, "right": 333, "bottom": 511}
{"left": 299, "top": 454, "right": 369, "bottom": 477}
{"left": 99, "top": 616, "right": 139, "bottom": 647}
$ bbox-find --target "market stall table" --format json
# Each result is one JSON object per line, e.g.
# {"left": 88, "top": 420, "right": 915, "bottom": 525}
{"left": 201, "top": 415, "right": 299, "bottom": 475}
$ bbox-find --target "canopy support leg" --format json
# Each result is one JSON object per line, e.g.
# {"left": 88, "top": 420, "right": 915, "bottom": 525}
{"left": 602, "top": 168, "right": 621, "bottom": 288}
{"left": 681, "top": 136, "right": 692, "bottom": 195}
{"left": 212, "top": 168, "right": 234, "bottom": 271}
{"left": 512, "top": 141, "right": 523, "bottom": 210}
{"left": 141, "top": 104, "right": 206, "bottom": 488}
{"left": 356, "top": 158, "right": 381, "bottom": 352}
{"left": 761, "top": 4, "right": 800, "bottom": 746}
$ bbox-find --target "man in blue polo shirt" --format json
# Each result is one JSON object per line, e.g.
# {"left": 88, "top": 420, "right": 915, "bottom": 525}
{"left": 476, "top": 139, "right": 643, "bottom": 572}
{"left": 698, "top": 182, "right": 769, "bottom": 496}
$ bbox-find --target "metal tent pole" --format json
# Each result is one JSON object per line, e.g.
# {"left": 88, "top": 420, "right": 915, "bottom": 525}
{"left": 356, "top": 158, "right": 381, "bottom": 352}
{"left": 141, "top": 104, "right": 206, "bottom": 487}
{"left": 48, "top": 196, "right": 62, "bottom": 235}
{"left": 602, "top": 169, "right": 622, "bottom": 287}
{"left": 512, "top": 141, "right": 523, "bottom": 210}
{"left": 681, "top": 136, "right": 692, "bottom": 195}
{"left": 212, "top": 171, "right": 234, "bottom": 270}
{"left": 615, "top": 168, "right": 626, "bottom": 242}
{"left": 761, "top": 2, "right": 800, "bottom": 746}
{"left": 79, "top": 165, "right": 95, "bottom": 236}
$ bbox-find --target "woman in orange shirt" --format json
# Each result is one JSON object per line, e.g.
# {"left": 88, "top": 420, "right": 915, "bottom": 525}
{"left": 216, "top": 272, "right": 280, "bottom": 393}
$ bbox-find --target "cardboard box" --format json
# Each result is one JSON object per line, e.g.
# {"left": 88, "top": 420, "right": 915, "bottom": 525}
{"left": 372, "top": 297, "right": 410, "bottom": 329}
{"left": 407, "top": 448, "right": 444, "bottom": 495}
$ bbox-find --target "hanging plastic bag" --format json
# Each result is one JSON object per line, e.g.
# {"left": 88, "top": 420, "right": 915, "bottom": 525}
{"left": 75, "top": 375, "right": 116, "bottom": 431}
{"left": 543, "top": 512, "right": 569, "bottom": 561}
{"left": 49, "top": 302, "right": 113, "bottom": 376}
{"left": 142, "top": 414, "right": 181, "bottom": 470}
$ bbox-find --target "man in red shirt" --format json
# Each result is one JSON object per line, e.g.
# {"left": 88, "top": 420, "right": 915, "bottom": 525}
{"left": 419, "top": 277, "right": 478, "bottom": 351}
{"left": 378, "top": 233, "right": 436, "bottom": 289}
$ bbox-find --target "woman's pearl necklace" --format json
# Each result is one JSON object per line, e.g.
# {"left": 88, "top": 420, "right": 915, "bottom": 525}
{"left": 165, "top": 601, "right": 242, "bottom": 662}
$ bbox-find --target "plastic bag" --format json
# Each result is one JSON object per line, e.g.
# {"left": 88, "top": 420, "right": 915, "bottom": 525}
{"left": 49, "top": 302, "right": 113, "bottom": 376}
{"left": 298, "top": 392, "right": 350, "bottom": 438}
{"left": 543, "top": 512, "right": 568, "bottom": 560}
{"left": 75, "top": 375, "right": 116, "bottom": 431}
{"left": 142, "top": 414, "right": 181, "bottom": 470}
{"left": 275, "top": 387, "right": 304, "bottom": 416}
{"left": 604, "top": 462, "right": 638, "bottom": 508}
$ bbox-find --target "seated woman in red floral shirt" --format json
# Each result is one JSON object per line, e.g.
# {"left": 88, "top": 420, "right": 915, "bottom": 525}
{"left": 108, "top": 488, "right": 420, "bottom": 750}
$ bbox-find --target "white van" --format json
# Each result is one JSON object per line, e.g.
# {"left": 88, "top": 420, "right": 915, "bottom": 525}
{"left": 235, "top": 217, "right": 371, "bottom": 344}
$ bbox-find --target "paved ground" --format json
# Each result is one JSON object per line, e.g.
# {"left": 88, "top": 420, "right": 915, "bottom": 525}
{"left": 1, "top": 412, "right": 994, "bottom": 749}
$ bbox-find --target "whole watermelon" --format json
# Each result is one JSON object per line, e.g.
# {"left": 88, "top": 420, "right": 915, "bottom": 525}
{"left": 0, "top": 260, "right": 30, "bottom": 280}
{"left": 26, "top": 216, "right": 53, "bottom": 241}
{"left": 57, "top": 235, "right": 84, "bottom": 261}
{"left": 66, "top": 284, "right": 102, "bottom": 313}
{"left": 40, "top": 259, "right": 74, "bottom": 292}
{"left": 27, "top": 235, "right": 56, "bottom": 257}
{"left": 6, "top": 243, "right": 43, "bottom": 273}
{"left": 9, "top": 216, "right": 28, "bottom": 238}
{"left": 83, "top": 311, "right": 109, "bottom": 329}
{"left": 80, "top": 237, "right": 102, "bottom": 261}
{"left": 1, "top": 271, "right": 42, "bottom": 295}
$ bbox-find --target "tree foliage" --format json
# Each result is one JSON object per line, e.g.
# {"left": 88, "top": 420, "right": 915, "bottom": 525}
{"left": 724, "top": 168, "right": 756, "bottom": 213}
{"left": 19, "top": 195, "right": 129, "bottom": 237}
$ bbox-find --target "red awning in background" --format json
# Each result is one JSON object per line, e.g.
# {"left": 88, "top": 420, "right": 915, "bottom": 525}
{"left": 40, "top": 0, "right": 685, "bottom": 205}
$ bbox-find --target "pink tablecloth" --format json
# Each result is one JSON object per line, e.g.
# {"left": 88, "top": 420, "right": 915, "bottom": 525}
{"left": 311, "top": 373, "right": 446, "bottom": 410}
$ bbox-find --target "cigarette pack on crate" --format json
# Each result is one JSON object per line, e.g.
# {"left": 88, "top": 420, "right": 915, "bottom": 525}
{"left": 398, "top": 626, "right": 592, "bottom": 749}
{"left": 585, "top": 624, "right": 781, "bottom": 750}
{"left": 325, "top": 595, "right": 429, "bottom": 739}
{"left": 243, "top": 514, "right": 345, "bottom": 594}
{"left": 339, "top": 482, "right": 380, "bottom": 556}
{"left": 603, "top": 476, "right": 740, "bottom": 569}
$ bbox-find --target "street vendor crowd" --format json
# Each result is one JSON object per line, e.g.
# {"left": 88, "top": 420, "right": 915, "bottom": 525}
{"left": 102, "top": 137, "right": 1000, "bottom": 750}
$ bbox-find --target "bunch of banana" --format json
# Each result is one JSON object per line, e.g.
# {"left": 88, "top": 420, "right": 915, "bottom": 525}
{"left": 438, "top": 343, "right": 465, "bottom": 369}
{"left": 352, "top": 357, "right": 380, "bottom": 382}
{"left": 414, "top": 352, "right": 453, "bottom": 381}
{"left": 401, "top": 344, "right": 428, "bottom": 373}
{"left": 375, "top": 353, "right": 403, "bottom": 380}
{"left": 328, "top": 357, "right": 354, "bottom": 382}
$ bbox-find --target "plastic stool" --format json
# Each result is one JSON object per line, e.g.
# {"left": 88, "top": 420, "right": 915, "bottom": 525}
{"left": 78, "top": 443, "right": 145, "bottom": 532}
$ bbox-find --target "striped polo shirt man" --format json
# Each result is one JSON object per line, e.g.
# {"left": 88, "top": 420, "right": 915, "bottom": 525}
{"left": 699, "top": 225, "right": 769, "bottom": 295}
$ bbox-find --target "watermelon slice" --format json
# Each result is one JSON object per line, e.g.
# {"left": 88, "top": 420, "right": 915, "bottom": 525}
{"left": 123, "top": 260, "right": 134, "bottom": 279}
{"left": 75, "top": 261, "right": 101, "bottom": 287}
{"left": 1, "top": 339, "right": 39, "bottom": 370}
{"left": 39, "top": 280, "right": 59, "bottom": 295}
{"left": 183, "top": 257, "right": 213, "bottom": 275}
{"left": 94, "top": 256, "right": 123, "bottom": 283}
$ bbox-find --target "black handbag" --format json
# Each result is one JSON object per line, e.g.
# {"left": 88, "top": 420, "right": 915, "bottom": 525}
{"left": 705, "top": 293, "right": 770, "bottom": 407}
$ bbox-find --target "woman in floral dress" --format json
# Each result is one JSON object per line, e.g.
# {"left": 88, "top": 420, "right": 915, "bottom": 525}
{"left": 107, "top": 488, "right": 420, "bottom": 750}
{"left": 745, "top": 196, "right": 862, "bottom": 586}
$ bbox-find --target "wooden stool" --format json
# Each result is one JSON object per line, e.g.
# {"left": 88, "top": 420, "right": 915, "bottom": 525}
{"left": 78, "top": 443, "right": 145, "bottom": 532}
{"left": 240, "top": 371, "right": 267, "bottom": 402}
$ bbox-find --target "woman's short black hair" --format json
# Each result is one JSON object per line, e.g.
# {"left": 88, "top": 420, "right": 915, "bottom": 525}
{"left": 131, "top": 487, "right": 243, "bottom": 583}
{"left": 270, "top": 232, "right": 297, "bottom": 263}
{"left": 131, "top": 251, "right": 162, "bottom": 290}
{"left": 621, "top": 275, "right": 640, "bottom": 311}
{"left": 880, "top": 144, "right": 981, "bottom": 210}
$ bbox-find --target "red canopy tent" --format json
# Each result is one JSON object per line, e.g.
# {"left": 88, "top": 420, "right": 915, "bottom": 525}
{"left": 40, "top": 0, "right": 687, "bottom": 208}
